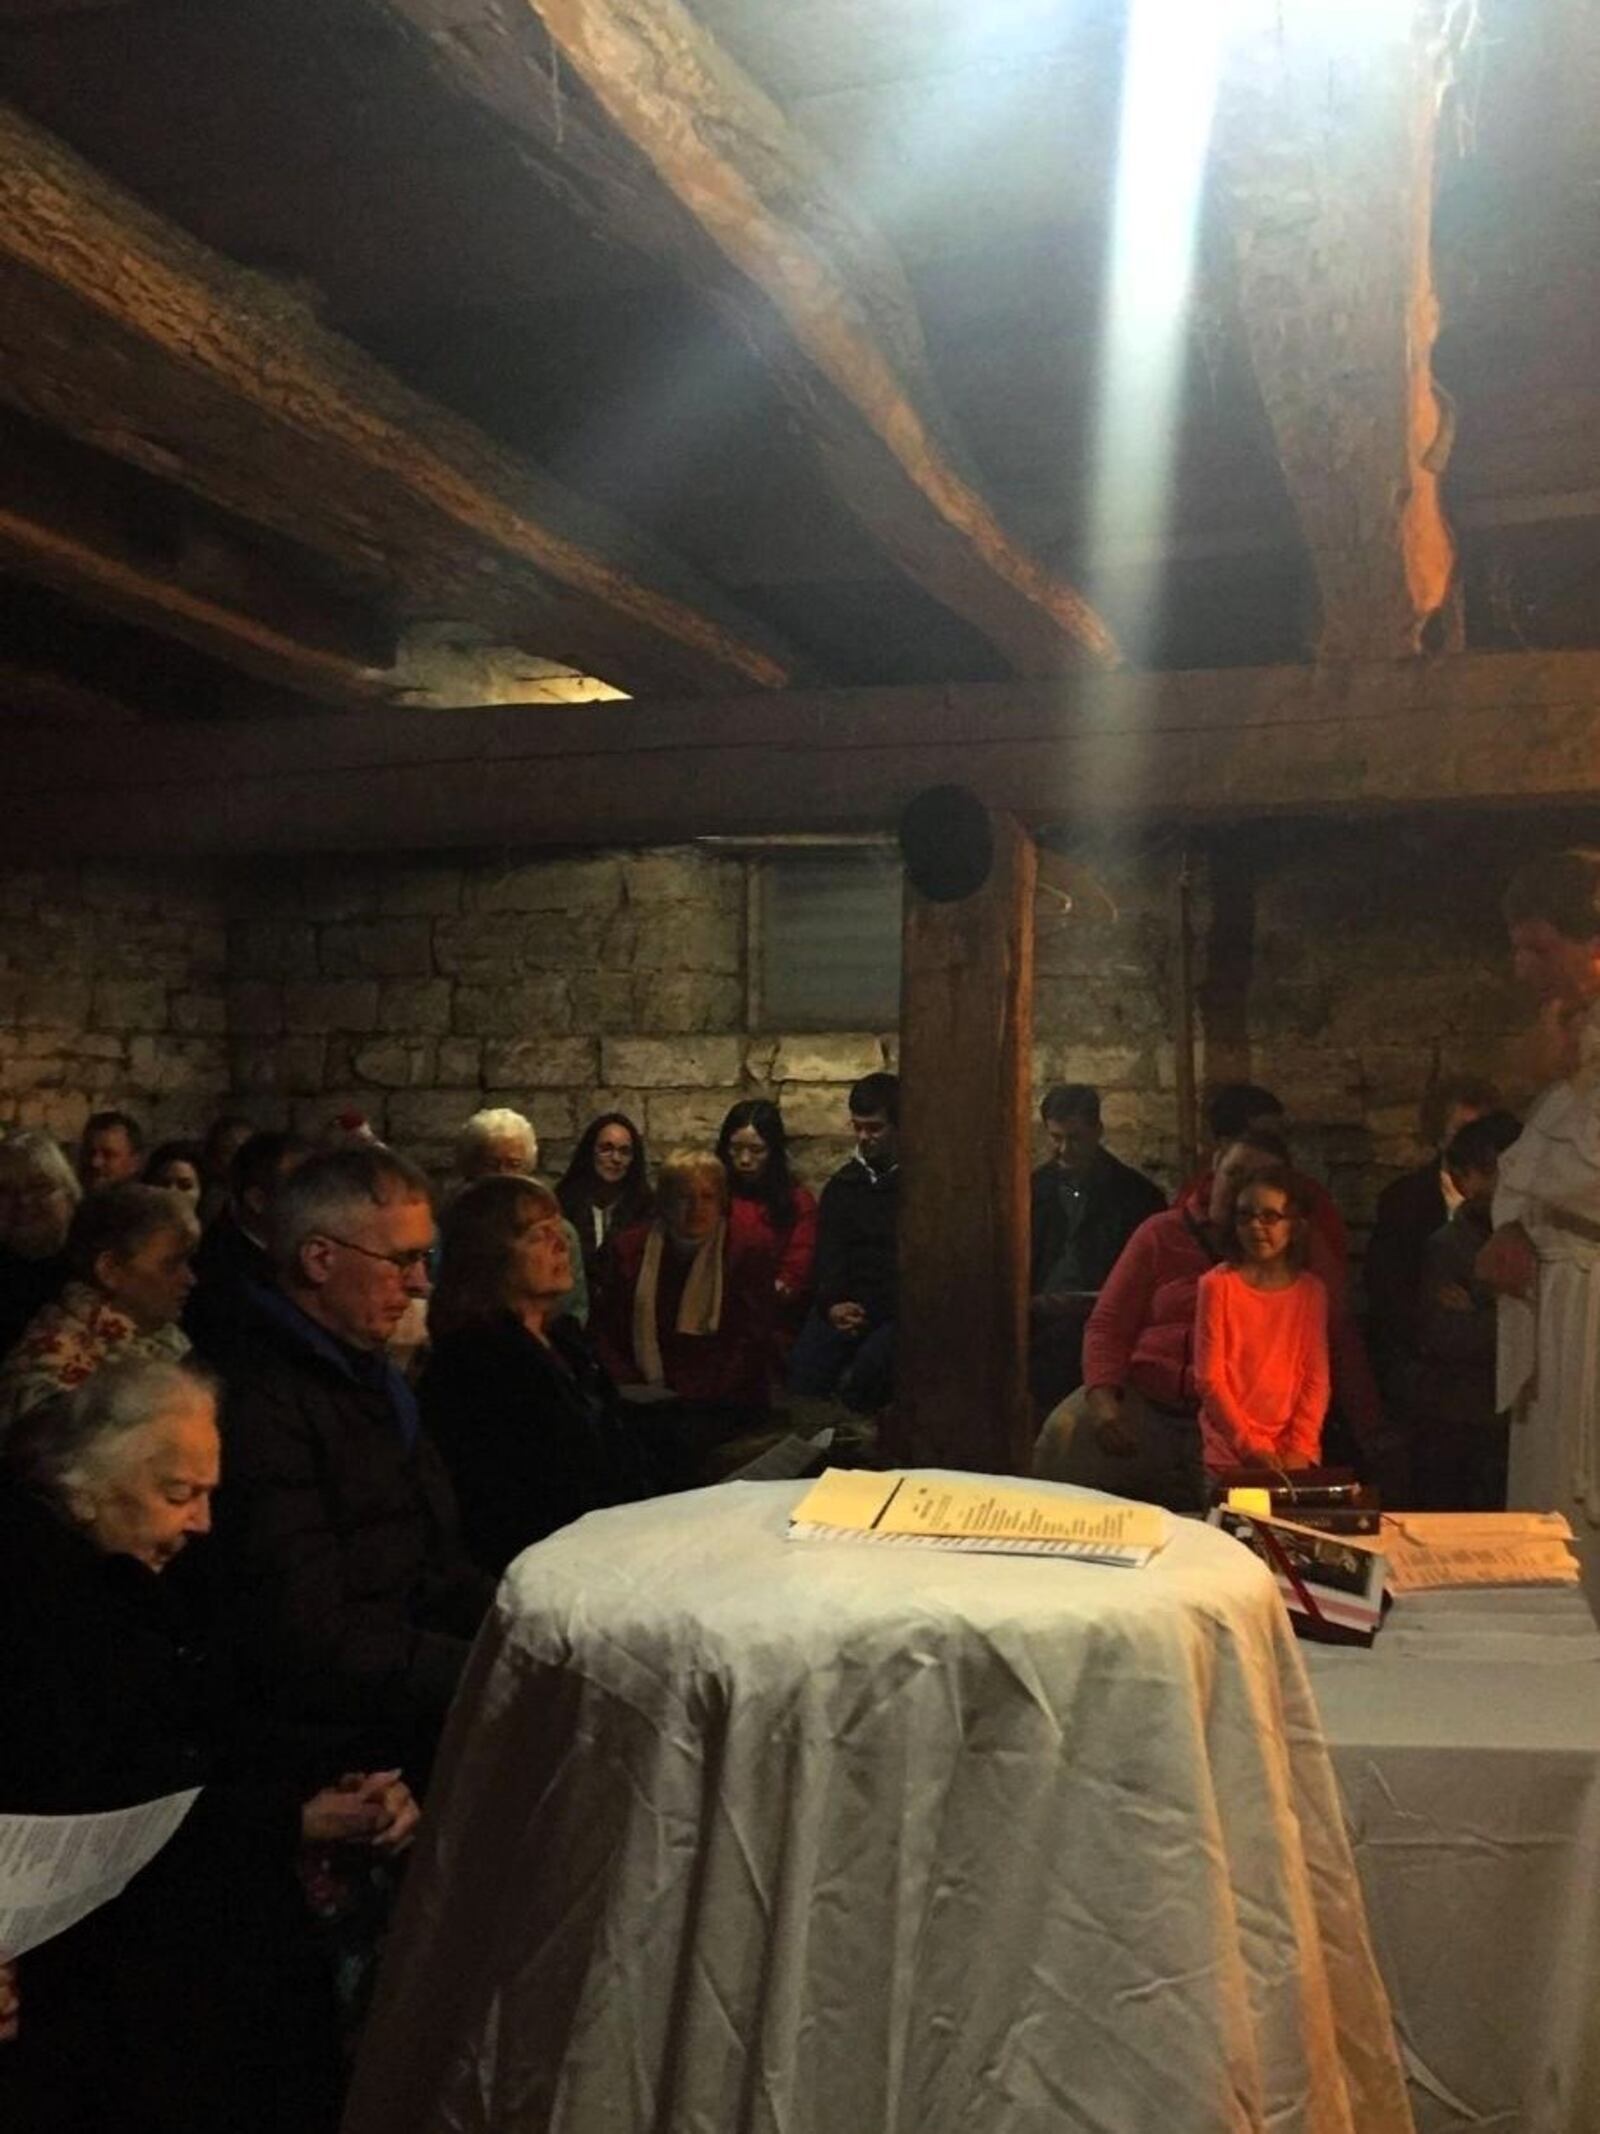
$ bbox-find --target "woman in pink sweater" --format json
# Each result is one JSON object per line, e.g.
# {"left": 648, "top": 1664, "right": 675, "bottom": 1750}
{"left": 1195, "top": 1170, "right": 1329, "bottom": 1474}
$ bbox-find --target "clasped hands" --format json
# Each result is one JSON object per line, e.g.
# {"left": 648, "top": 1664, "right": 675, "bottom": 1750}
{"left": 300, "top": 1769, "right": 420, "bottom": 1854}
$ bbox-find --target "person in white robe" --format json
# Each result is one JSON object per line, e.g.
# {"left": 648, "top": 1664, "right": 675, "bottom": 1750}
{"left": 1480, "top": 849, "right": 1600, "bottom": 1614}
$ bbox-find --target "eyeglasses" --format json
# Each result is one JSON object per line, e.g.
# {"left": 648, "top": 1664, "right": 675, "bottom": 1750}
{"left": 315, "top": 1232, "right": 432, "bottom": 1274}
{"left": 1238, "top": 1211, "right": 1292, "bottom": 1228}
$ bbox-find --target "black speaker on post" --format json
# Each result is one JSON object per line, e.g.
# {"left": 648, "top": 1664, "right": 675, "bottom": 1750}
{"left": 898, "top": 785, "right": 993, "bottom": 903}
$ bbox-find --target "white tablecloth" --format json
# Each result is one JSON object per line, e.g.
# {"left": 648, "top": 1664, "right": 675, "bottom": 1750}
{"left": 345, "top": 1478, "right": 1412, "bottom": 2134}
{"left": 1304, "top": 1587, "right": 1600, "bottom": 2134}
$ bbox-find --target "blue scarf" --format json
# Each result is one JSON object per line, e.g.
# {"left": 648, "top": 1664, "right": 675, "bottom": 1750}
{"left": 244, "top": 1280, "right": 421, "bottom": 1447}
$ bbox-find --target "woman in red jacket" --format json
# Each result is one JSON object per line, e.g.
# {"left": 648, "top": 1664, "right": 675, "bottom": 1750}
{"left": 716, "top": 1100, "right": 818, "bottom": 1351}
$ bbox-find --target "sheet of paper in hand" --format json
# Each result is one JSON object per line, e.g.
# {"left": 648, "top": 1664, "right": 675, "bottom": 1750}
{"left": 789, "top": 1469, "right": 1168, "bottom": 1566}
{"left": 0, "top": 1789, "right": 200, "bottom": 1959}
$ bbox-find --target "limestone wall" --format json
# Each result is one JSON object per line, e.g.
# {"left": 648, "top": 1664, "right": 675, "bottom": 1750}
{"left": 0, "top": 863, "right": 229, "bottom": 1144}
{"left": 0, "top": 818, "right": 1552, "bottom": 1254}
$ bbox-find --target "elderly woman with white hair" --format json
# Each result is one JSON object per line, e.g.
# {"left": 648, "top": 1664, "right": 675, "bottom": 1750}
{"left": 0, "top": 1354, "right": 417, "bottom": 2133}
{"left": 0, "top": 1181, "right": 197, "bottom": 1436}
{"left": 453, "top": 1105, "right": 588, "bottom": 1323}
{"left": 0, "top": 1128, "right": 79, "bottom": 1360}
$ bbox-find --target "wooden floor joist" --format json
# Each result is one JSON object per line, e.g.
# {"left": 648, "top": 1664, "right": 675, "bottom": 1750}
{"left": 0, "top": 101, "right": 801, "bottom": 696}
{"left": 6, "top": 650, "right": 1600, "bottom": 858}
{"left": 378, "top": 0, "right": 1121, "bottom": 674}
{"left": 0, "top": 505, "right": 393, "bottom": 705}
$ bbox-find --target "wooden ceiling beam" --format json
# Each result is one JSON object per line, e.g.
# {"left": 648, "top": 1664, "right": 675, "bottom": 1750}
{"left": 5, "top": 649, "right": 1599, "bottom": 857}
{"left": 0, "top": 100, "right": 801, "bottom": 695}
{"left": 1214, "top": 2, "right": 1463, "bottom": 660}
{"left": 373, "top": 0, "right": 1120, "bottom": 673}
{"left": 0, "top": 656, "right": 139, "bottom": 725}
{"left": 0, "top": 505, "right": 396, "bottom": 707}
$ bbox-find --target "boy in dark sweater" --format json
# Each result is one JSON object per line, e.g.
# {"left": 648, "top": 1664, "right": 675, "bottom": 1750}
{"left": 788, "top": 1072, "right": 898, "bottom": 1413}
{"left": 1412, "top": 1110, "right": 1522, "bottom": 1509}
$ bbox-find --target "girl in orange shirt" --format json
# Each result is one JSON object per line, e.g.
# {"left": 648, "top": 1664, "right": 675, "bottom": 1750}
{"left": 1195, "top": 1169, "right": 1330, "bottom": 1476}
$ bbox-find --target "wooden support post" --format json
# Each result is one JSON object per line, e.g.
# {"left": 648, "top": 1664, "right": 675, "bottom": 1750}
{"left": 1172, "top": 845, "right": 1199, "bottom": 1180}
{"left": 893, "top": 810, "right": 1036, "bottom": 1475}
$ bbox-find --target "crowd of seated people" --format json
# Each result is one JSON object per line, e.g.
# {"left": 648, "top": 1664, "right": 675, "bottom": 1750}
{"left": 0, "top": 1060, "right": 1523, "bottom": 2118}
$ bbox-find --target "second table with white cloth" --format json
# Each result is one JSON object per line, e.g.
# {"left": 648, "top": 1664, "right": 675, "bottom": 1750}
{"left": 346, "top": 1476, "right": 1411, "bottom": 2134}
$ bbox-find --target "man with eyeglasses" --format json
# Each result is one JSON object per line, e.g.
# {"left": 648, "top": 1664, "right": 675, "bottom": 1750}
{"left": 215, "top": 1147, "right": 493, "bottom": 1779}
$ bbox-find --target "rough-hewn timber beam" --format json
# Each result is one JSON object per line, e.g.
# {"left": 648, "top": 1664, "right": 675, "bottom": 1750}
{"left": 373, "top": 0, "right": 1120, "bottom": 674}
{"left": 0, "top": 101, "right": 800, "bottom": 696}
{"left": 1214, "top": 1, "right": 1462, "bottom": 660}
{"left": 4, "top": 650, "right": 1598, "bottom": 858}
{"left": 0, "top": 506, "right": 397, "bottom": 706}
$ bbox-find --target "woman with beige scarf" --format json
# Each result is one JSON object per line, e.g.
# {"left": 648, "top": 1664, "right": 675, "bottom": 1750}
{"left": 593, "top": 1151, "right": 777, "bottom": 1461}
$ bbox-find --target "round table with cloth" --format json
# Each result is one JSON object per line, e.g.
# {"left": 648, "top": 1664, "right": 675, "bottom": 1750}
{"left": 344, "top": 1477, "right": 1413, "bottom": 2134}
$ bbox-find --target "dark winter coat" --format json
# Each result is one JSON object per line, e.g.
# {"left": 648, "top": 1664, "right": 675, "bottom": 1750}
{"left": 421, "top": 1312, "right": 659, "bottom": 1576}
{"left": 0, "top": 1483, "right": 344, "bottom": 2134}
{"left": 813, "top": 1157, "right": 899, "bottom": 1326}
{"left": 1029, "top": 1148, "right": 1167, "bottom": 1298}
{"left": 216, "top": 1291, "right": 493, "bottom": 1775}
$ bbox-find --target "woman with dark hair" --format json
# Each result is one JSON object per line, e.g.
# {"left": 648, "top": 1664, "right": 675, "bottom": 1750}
{"left": 1194, "top": 1168, "right": 1329, "bottom": 1475}
{"left": 420, "top": 1176, "right": 656, "bottom": 1576}
{"left": 143, "top": 1139, "right": 206, "bottom": 1209}
{"left": 556, "top": 1112, "right": 652, "bottom": 1296}
{"left": 715, "top": 1099, "right": 818, "bottom": 1338}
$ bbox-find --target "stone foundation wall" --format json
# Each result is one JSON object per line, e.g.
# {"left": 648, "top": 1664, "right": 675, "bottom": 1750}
{"left": 0, "top": 864, "right": 229, "bottom": 1145}
{"left": 0, "top": 819, "right": 1551, "bottom": 1255}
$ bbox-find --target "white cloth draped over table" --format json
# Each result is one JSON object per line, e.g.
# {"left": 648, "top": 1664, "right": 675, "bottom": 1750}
{"left": 1304, "top": 1586, "right": 1600, "bottom": 2134}
{"left": 1495, "top": 1014, "right": 1600, "bottom": 1614}
{"left": 345, "top": 1479, "right": 1412, "bottom": 2134}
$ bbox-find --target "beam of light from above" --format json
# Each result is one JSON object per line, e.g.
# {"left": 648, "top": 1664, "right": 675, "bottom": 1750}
{"left": 1082, "top": 0, "right": 1228, "bottom": 669}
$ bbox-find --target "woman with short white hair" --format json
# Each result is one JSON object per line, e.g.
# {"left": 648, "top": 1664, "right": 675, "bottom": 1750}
{"left": 455, "top": 1106, "right": 538, "bottom": 1180}
{"left": 0, "top": 1355, "right": 417, "bottom": 2133}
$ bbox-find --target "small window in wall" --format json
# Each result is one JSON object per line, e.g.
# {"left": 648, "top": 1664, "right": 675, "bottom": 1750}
{"left": 755, "top": 854, "right": 902, "bottom": 1030}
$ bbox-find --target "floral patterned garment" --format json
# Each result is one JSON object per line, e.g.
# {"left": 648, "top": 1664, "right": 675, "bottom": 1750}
{"left": 0, "top": 1281, "right": 191, "bottom": 1437}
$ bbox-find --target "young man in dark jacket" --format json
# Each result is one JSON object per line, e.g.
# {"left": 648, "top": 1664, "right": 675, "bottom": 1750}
{"left": 1028, "top": 1084, "right": 1166, "bottom": 1415}
{"left": 215, "top": 1147, "right": 493, "bottom": 1782}
{"left": 1412, "top": 1110, "right": 1522, "bottom": 1508}
{"left": 788, "top": 1072, "right": 899, "bottom": 1413}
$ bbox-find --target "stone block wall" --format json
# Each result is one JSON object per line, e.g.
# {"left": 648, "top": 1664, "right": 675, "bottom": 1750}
{"left": 0, "top": 864, "right": 229, "bottom": 1144}
{"left": 0, "top": 817, "right": 1557, "bottom": 1260}
{"left": 221, "top": 848, "right": 894, "bottom": 1186}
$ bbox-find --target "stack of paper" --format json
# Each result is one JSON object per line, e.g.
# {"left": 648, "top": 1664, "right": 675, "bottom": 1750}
{"left": 788, "top": 1469, "right": 1168, "bottom": 1567}
{"left": 1376, "top": 1511, "right": 1579, "bottom": 1593}
{"left": 1264, "top": 1508, "right": 1580, "bottom": 1594}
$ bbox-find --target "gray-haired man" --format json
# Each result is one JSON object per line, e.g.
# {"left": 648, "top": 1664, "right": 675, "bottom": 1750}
{"left": 216, "top": 1146, "right": 492, "bottom": 1777}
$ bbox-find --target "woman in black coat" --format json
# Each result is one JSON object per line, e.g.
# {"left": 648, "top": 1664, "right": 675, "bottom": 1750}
{"left": 0, "top": 1356, "right": 416, "bottom": 2134}
{"left": 421, "top": 1176, "right": 658, "bottom": 1576}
